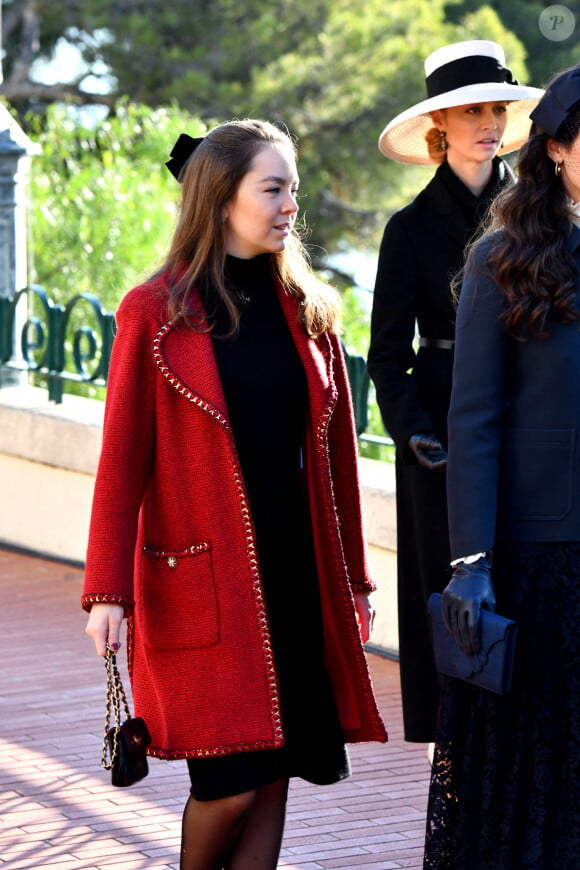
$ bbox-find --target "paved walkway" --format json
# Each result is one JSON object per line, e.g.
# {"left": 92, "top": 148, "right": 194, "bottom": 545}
{"left": 0, "top": 548, "right": 430, "bottom": 869}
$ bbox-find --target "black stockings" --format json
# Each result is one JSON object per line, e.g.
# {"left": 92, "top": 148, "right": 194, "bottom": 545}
{"left": 179, "top": 778, "right": 289, "bottom": 870}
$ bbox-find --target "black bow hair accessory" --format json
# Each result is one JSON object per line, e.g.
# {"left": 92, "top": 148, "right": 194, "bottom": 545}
{"left": 530, "top": 66, "right": 580, "bottom": 139}
{"left": 165, "top": 133, "right": 205, "bottom": 181}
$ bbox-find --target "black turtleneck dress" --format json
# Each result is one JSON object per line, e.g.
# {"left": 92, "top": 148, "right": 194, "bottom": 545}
{"left": 367, "top": 157, "right": 512, "bottom": 743}
{"left": 186, "top": 253, "right": 349, "bottom": 800}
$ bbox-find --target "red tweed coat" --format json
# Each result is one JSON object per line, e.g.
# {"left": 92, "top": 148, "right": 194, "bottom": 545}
{"left": 82, "top": 272, "right": 387, "bottom": 759}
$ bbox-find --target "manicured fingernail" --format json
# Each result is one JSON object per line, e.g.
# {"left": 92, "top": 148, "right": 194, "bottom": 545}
{"left": 110, "top": 642, "right": 120, "bottom": 652}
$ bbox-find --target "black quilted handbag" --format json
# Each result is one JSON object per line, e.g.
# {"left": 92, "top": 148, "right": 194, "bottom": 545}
{"left": 102, "top": 646, "right": 151, "bottom": 787}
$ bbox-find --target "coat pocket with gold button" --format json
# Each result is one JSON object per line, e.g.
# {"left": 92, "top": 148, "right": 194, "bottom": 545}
{"left": 139, "top": 543, "right": 220, "bottom": 649}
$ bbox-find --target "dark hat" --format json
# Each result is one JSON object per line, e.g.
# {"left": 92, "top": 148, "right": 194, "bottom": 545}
{"left": 529, "top": 65, "right": 580, "bottom": 138}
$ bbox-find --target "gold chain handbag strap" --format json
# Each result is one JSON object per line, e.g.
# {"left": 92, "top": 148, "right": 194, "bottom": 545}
{"left": 101, "top": 644, "right": 131, "bottom": 771}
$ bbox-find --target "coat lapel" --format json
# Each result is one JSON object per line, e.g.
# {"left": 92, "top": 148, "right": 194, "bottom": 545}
{"left": 424, "top": 158, "right": 513, "bottom": 248}
{"left": 151, "top": 280, "right": 337, "bottom": 433}
{"left": 423, "top": 173, "right": 468, "bottom": 247}
{"left": 152, "top": 315, "right": 230, "bottom": 424}
{"left": 275, "top": 282, "right": 337, "bottom": 429}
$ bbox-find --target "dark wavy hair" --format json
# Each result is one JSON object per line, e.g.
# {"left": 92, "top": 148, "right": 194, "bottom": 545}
{"left": 479, "top": 73, "right": 580, "bottom": 339}
{"left": 155, "top": 118, "right": 340, "bottom": 339}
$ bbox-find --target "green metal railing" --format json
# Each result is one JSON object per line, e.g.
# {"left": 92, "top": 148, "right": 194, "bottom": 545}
{"left": 0, "top": 285, "right": 115, "bottom": 403}
{"left": 0, "top": 285, "right": 391, "bottom": 449}
{"left": 343, "top": 349, "right": 392, "bottom": 448}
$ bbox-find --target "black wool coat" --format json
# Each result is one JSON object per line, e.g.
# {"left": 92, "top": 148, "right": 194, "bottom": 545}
{"left": 367, "top": 158, "right": 512, "bottom": 742}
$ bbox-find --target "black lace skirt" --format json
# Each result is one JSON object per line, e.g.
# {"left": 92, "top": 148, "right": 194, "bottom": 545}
{"left": 424, "top": 540, "right": 580, "bottom": 870}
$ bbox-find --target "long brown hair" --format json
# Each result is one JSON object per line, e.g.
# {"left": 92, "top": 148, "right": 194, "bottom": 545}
{"left": 479, "top": 81, "right": 580, "bottom": 338}
{"left": 157, "top": 119, "right": 340, "bottom": 338}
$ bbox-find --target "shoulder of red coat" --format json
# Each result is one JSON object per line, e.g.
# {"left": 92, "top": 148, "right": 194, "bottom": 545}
{"left": 118, "top": 273, "right": 171, "bottom": 321}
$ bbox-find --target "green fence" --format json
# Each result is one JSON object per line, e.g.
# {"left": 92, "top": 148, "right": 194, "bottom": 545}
{"left": 0, "top": 285, "right": 391, "bottom": 449}
{"left": 0, "top": 285, "right": 115, "bottom": 403}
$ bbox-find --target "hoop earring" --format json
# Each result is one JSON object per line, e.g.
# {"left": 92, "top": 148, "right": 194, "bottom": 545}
{"left": 555, "top": 162, "right": 562, "bottom": 177}
{"left": 440, "top": 130, "right": 447, "bottom": 152}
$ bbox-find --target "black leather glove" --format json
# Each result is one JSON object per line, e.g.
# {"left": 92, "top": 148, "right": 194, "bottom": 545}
{"left": 442, "top": 553, "right": 496, "bottom": 656}
{"left": 407, "top": 433, "right": 448, "bottom": 471}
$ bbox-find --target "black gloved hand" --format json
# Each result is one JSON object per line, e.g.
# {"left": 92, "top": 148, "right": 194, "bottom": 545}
{"left": 407, "top": 433, "right": 448, "bottom": 471}
{"left": 442, "top": 553, "right": 496, "bottom": 656}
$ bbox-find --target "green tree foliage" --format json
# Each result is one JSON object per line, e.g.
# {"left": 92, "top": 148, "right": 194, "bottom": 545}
{"left": 447, "top": 0, "right": 580, "bottom": 87}
{"left": 72, "top": 0, "right": 540, "bottom": 250}
{"left": 27, "top": 102, "right": 206, "bottom": 310}
{"left": 248, "top": 0, "right": 534, "bottom": 249}
{"left": 3, "top": 0, "right": 536, "bottom": 253}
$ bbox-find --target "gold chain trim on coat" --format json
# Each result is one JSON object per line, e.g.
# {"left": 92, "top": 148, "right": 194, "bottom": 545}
{"left": 313, "top": 338, "right": 387, "bottom": 739}
{"left": 143, "top": 542, "right": 210, "bottom": 556}
{"left": 151, "top": 320, "right": 284, "bottom": 745}
{"left": 152, "top": 321, "right": 231, "bottom": 426}
{"left": 146, "top": 734, "right": 284, "bottom": 761}
{"left": 143, "top": 542, "right": 210, "bottom": 569}
{"left": 82, "top": 593, "right": 132, "bottom": 610}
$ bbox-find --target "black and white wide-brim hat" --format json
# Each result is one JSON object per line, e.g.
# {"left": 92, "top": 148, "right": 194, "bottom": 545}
{"left": 379, "top": 40, "right": 544, "bottom": 165}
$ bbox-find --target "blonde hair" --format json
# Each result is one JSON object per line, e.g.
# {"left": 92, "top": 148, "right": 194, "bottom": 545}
{"left": 158, "top": 119, "right": 340, "bottom": 338}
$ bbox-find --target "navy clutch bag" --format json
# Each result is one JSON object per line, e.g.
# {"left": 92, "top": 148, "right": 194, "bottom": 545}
{"left": 428, "top": 593, "right": 518, "bottom": 695}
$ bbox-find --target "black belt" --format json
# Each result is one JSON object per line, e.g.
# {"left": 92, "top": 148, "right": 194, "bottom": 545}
{"left": 419, "top": 337, "right": 455, "bottom": 351}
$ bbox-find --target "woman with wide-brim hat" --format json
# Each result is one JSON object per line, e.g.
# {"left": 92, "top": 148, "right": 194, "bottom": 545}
{"left": 367, "top": 40, "right": 542, "bottom": 747}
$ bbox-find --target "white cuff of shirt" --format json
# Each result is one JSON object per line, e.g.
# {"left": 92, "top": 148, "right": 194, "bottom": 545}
{"left": 450, "top": 552, "right": 487, "bottom": 567}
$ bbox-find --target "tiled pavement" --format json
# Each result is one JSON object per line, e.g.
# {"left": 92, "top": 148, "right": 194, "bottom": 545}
{"left": 0, "top": 548, "right": 430, "bottom": 869}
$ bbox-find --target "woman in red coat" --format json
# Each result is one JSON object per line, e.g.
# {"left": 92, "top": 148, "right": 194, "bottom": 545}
{"left": 83, "top": 118, "right": 387, "bottom": 870}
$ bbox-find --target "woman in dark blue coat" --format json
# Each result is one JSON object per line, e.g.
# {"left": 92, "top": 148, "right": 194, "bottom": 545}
{"left": 367, "top": 40, "right": 541, "bottom": 744}
{"left": 425, "top": 66, "right": 580, "bottom": 869}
